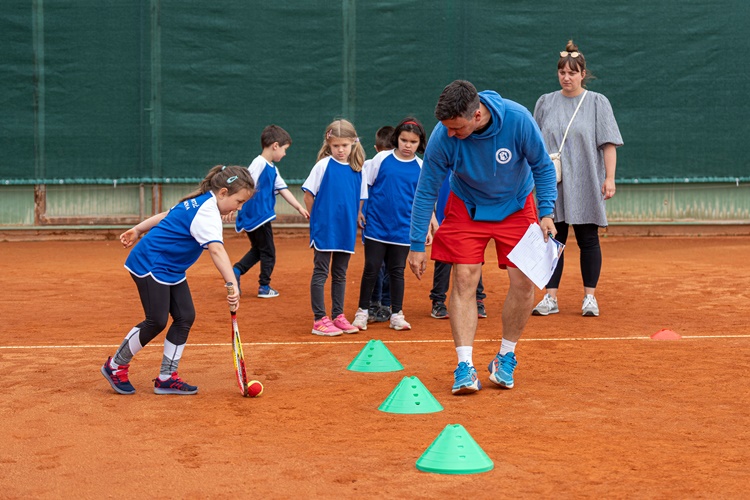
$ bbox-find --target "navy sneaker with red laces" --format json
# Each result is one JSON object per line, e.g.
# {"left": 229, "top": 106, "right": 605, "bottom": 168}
{"left": 101, "top": 357, "right": 136, "bottom": 395}
{"left": 153, "top": 372, "right": 198, "bottom": 395}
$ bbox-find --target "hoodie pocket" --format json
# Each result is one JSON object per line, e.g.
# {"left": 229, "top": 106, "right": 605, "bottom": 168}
{"left": 468, "top": 196, "right": 524, "bottom": 222}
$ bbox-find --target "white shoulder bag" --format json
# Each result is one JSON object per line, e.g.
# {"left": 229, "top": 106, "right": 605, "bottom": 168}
{"left": 550, "top": 90, "right": 588, "bottom": 183}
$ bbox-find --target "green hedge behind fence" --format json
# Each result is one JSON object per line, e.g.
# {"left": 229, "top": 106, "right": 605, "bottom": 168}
{"left": 2, "top": 0, "right": 749, "bottom": 185}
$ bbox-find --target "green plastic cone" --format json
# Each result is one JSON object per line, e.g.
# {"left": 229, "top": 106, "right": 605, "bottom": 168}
{"left": 346, "top": 339, "right": 404, "bottom": 372}
{"left": 378, "top": 376, "right": 443, "bottom": 414}
{"left": 416, "top": 424, "right": 494, "bottom": 474}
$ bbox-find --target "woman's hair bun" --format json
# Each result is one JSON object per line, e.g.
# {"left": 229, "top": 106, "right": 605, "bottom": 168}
{"left": 565, "top": 39, "right": 579, "bottom": 52}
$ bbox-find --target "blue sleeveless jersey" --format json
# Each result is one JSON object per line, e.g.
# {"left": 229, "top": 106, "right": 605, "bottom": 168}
{"left": 302, "top": 157, "right": 365, "bottom": 253}
{"left": 363, "top": 150, "right": 422, "bottom": 246}
{"left": 124, "top": 191, "right": 224, "bottom": 284}
{"left": 235, "top": 156, "right": 288, "bottom": 233}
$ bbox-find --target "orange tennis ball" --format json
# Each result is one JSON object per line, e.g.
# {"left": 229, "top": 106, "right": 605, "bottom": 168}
{"left": 246, "top": 380, "right": 264, "bottom": 397}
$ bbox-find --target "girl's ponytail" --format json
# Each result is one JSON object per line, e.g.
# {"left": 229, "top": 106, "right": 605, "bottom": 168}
{"left": 179, "top": 165, "right": 254, "bottom": 203}
{"left": 348, "top": 140, "right": 365, "bottom": 172}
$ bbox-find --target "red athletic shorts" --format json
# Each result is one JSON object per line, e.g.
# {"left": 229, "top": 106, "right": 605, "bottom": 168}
{"left": 431, "top": 192, "right": 539, "bottom": 268}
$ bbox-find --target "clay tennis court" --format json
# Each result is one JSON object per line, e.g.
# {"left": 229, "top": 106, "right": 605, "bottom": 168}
{"left": 1, "top": 230, "right": 749, "bottom": 498}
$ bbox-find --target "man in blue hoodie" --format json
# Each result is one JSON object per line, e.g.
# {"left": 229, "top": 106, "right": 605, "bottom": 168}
{"left": 408, "top": 80, "right": 557, "bottom": 395}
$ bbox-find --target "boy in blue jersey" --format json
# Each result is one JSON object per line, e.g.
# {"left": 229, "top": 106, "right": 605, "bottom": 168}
{"left": 233, "top": 125, "right": 310, "bottom": 298}
{"left": 408, "top": 80, "right": 557, "bottom": 395}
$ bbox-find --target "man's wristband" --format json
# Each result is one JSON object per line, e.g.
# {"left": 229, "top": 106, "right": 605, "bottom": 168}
{"left": 541, "top": 212, "right": 555, "bottom": 220}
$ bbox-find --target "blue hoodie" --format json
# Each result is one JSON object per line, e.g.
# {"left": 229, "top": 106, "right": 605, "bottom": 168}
{"left": 409, "top": 90, "right": 557, "bottom": 252}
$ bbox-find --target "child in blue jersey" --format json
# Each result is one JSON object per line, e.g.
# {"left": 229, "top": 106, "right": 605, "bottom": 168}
{"left": 302, "top": 119, "right": 368, "bottom": 336}
{"left": 101, "top": 165, "right": 254, "bottom": 395}
{"left": 351, "top": 117, "right": 428, "bottom": 332}
{"left": 232, "top": 125, "right": 310, "bottom": 298}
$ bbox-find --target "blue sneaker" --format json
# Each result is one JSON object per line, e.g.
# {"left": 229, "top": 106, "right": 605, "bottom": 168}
{"left": 258, "top": 285, "right": 279, "bottom": 298}
{"left": 452, "top": 362, "right": 481, "bottom": 395}
{"left": 233, "top": 267, "right": 242, "bottom": 296}
{"left": 488, "top": 352, "right": 518, "bottom": 389}
{"left": 153, "top": 372, "right": 198, "bottom": 395}
{"left": 101, "top": 357, "right": 136, "bottom": 395}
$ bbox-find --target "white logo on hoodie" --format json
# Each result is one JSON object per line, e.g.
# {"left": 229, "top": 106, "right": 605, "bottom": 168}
{"left": 495, "top": 148, "right": 512, "bottom": 164}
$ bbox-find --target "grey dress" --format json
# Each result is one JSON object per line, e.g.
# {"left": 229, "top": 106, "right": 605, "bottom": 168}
{"left": 533, "top": 90, "right": 623, "bottom": 226}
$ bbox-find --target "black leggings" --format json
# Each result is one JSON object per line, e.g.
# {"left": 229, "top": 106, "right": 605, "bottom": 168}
{"left": 234, "top": 222, "right": 275, "bottom": 286}
{"left": 358, "top": 239, "right": 409, "bottom": 313}
{"left": 546, "top": 223, "right": 602, "bottom": 289}
{"left": 132, "top": 274, "right": 196, "bottom": 347}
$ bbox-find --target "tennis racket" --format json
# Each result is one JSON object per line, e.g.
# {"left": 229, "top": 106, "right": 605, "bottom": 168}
{"left": 226, "top": 283, "right": 249, "bottom": 397}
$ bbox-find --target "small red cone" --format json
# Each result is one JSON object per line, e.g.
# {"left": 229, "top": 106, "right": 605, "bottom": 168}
{"left": 650, "top": 329, "right": 681, "bottom": 340}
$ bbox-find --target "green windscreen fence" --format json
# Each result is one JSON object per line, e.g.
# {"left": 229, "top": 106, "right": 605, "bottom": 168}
{"left": 2, "top": 0, "right": 749, "bottom": 185}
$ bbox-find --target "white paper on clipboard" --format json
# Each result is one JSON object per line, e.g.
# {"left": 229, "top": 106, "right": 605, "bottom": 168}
{"left": 507, "top": 223, "right": 565, "bottom": 290}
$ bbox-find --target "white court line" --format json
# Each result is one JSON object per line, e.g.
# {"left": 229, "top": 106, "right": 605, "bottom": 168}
{"left": 1, "top": 334, "right": 749, "bottom": 350}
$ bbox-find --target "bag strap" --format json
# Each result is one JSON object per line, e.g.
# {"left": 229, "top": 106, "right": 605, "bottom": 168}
{"left": 558, "top": 90, "right": 588, "bottom": 154}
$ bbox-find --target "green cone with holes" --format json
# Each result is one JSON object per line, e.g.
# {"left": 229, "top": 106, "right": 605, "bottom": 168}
{"left": 378, "top": 376, "right": 443, "bottom": 414}
{"left": 346, "top": 339, "right": 404, "bottom": 372}
{"left": 416, "top": 424, "right": 494, "bottom": 474}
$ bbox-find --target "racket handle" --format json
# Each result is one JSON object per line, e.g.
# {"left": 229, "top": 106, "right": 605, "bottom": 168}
{"left": 225, "top": 282, "right": 238, "bottom": 312}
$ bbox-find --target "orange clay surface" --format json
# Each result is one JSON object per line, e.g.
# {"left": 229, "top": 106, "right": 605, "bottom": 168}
{"left": 1, "top": 231, "right": 749, "bottom": 498}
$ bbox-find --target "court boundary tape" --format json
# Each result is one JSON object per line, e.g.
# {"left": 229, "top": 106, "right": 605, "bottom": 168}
{"left": 1, "top": 334, "right": 749, "bottom": 350}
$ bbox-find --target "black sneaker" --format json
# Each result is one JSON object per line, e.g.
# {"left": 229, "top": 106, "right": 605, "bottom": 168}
{"left": 431, "top": 301, "right": 449, "bottom": 319}
{"left": 153, "top": 372, "right": 198, "bottom": 395}
{"left": 375, "top": 305, "right": 391, "bottom": 322}
{"left": 477, "top": 300, "right": 487, "bottom": 319}
{"left": 367, "top": 302, "right": 381, "bottom": 323}
{"left": 101, "top": 357, "right": 136, "bottom": 395}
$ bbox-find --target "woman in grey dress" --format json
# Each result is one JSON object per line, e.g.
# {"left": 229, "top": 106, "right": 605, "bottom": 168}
{"left": 532, "top": 40, "right": 623, "bottom": 317}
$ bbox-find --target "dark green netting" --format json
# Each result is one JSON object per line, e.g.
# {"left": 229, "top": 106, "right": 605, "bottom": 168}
{"left": 2, "top": 0, "right": 749, "bottom": 183}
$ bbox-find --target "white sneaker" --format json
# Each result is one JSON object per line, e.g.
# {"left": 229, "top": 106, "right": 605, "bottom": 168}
{"left": 532, "top": 294, "right": 559, "bottom": 316}
{"left": 389, "top": 310, "right": 411, "bottom": 331}
{"left": 352, "top": 308, "right": 369, "bottom": 330}
{"left": 582, "top": 295, "right": 599, "bottom": 317}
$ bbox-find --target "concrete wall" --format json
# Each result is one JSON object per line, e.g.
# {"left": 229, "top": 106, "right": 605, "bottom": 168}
{"left": 2, "top": 182, "right": 749, "bottom": 236}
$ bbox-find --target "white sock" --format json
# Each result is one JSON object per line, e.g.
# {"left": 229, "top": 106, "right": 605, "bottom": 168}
{"left": 158, "top": 374, "right": 172, "bottom": 381}
{"left": 456, "top": 346, "right": 473, "bottom": 366}
{"left": 499, "top": 339, "right": 517, "bottom": 356}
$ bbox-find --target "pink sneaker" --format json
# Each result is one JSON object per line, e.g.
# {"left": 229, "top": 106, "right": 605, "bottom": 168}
{"left": 333, "top": 314, "right": 359, "bottom": 334}
{"left": 312, "top": 316, "right": 343, "bottom": 337}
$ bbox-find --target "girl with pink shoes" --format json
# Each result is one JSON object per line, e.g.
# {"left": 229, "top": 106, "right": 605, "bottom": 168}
{"left": 302, "top": 119, "right": 368, "bottom": 336}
